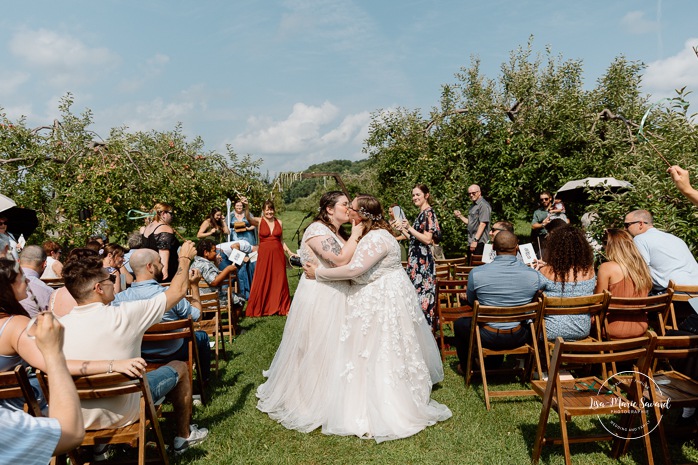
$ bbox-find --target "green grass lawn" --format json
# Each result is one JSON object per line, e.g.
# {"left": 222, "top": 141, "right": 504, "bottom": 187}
{"left": 169, "top": 211, "right": 698, "bottom": 464}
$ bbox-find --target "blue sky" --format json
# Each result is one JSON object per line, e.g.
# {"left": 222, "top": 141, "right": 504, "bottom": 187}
{"left": 1, "top": 1, "right": 697, "bottom": 175}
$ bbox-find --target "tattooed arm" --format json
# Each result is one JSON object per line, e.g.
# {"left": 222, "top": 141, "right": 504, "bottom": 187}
{"left": 305, "top": 222, "right": 364, "bottom": 267}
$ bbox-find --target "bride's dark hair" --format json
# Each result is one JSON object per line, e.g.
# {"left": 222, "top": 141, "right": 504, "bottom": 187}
{"left": 354, "top": 194, "right": 392, "bottom": 242}
{"left": 313, "top": 191, "right": 349, "bottom": 240}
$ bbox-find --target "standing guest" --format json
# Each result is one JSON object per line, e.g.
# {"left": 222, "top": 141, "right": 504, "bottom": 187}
{"left": 453, "top": 231, "right": 543, "bottom": 374}
{"left": 0, "top": 216, "right": 19, "bottom": 260}
{"left": 142, "top": 202, "right": 180, "bottom": 282}
{"left": 531, "top": 191, "right": 553, "bottom": 257}
{"left": 241, "top": 198, "right": 296, "bottom": 317}
{"left": 668, "top": 165, "right": 698, "bottom": 207}
{"left": 197, "top": 207, "right": 230, "bottom": 243}
{"left": 453, "top": 184, "right": 491, "bottom": 255}
{"left": 113, "top": 249, "right": 211, "bottom": 383}
{"left": 0, "top": 312, "right": 84, "bottom": 463}
{"left": 59, "top": 243, "right": 209, "bottom": 453}
{"left": 231, "top": 200, "right": 257, "bottom": 245}
{"left": 18, "top": 245, "right": 54, "bottom": 317}
{"left": 41, "top": 241, "right": 63, "bottom": 279}
{"left": 624, "top": 209, "right": 698, "bottom": 292}
{"left": 393, "top": 184, "right": 441, "bottom": 327}
{"left": 537, "top": 226, "right": 596, "bottom": 341}
{"left": 594, "top": 229, "right": 652, "bottom": 339}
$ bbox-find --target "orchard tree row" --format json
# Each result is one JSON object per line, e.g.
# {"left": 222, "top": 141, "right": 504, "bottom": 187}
{"left": 364, "top": 40, "right": 698, "bottom": 254}
{"left": 0, "top": 94, "right": 270, "bottom": 246}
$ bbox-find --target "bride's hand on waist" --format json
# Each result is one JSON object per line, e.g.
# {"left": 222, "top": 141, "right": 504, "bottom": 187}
{"left": 303, "top": 262, "right": 317, "bottom": 280}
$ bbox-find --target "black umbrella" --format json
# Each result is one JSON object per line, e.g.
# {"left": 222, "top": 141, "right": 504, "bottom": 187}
{"left": 0, "top": 194, "right": 39, "bottom": 239}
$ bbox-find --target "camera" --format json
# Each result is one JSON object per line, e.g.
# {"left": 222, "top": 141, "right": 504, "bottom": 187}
{"left": 289, "top": 255, "right": 302, "bottom": 267}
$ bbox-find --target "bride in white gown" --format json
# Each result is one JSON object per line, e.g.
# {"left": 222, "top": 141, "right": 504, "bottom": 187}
{"left": 307, "top": 194, "right": 451, "bottom": 442}
{"left": 256, "top": 191, "right": 362, "bottom": 432}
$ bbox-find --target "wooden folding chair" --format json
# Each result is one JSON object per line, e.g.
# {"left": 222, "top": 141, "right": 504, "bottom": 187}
{"left": 644, "top": 334, "right": 698, "bottom": 464}
{"left": 452, "top": 264, "right": 474, "bottom": 281}
{"left": 435, "top": 278, "right": 472, "bottom": 361}
{"left": 604, "top": 291, "right": 674, "bottom": 339}
{"left": 40, "top": 371, "right": 169, "bottom": 465}
{"left": 531, "top": 334, "right": 656, "bottom": 465}
{"left": 469, "top": 254, "right": 485, "bottom": 266}
{"left": 41, "top": 278, "right": 65, "bottom": 290}
{"left": 0, "top": 365, "right": 43, "bottom": 417}
{"left": 435, "top": 256, "right": 467, "bottom": 277}
{"left": 539, "top": 291, "right": 611, "bottom": 370}
{"left": 465, "top": 299, "right": 543, "bottom": 410}
{"left": 667, "top": 280, "right": 698, "bottom": 331}
{"left": 143, "top": 317, "right": 206, "bottom": 405}
{"left": 435, "top": 264, "right": 451, "bottom": 280}
{"left": 225, "top": 271, "right": 244, "bottom": 342}
{"left": 191, "top": 283, "right": 227, "bottom": 377}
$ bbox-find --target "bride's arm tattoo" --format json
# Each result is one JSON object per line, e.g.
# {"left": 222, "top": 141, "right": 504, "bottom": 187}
{"left": 320, "top": 237, "right": 341, "bottom": 267}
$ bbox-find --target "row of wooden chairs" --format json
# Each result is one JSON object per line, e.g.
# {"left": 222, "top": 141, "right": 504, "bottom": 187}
{"left": 532, "top": 333, "right": 698, "bottom": 465}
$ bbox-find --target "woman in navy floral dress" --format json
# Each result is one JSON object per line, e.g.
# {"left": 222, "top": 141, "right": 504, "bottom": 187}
{"left": 394, "top": 184, "right": 441, "bottom": 329}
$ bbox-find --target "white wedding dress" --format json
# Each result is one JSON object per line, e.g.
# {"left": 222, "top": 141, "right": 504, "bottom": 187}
{"left": 256, "top": 222, "right": 350, "bottom": 432}
{"left": 316, "top": 228, "right": 451, "bottom": 442}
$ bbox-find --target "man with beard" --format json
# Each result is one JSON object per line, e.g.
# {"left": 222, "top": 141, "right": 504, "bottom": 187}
{"left": 113, "top": 248, "right": 211, "bottom": 382}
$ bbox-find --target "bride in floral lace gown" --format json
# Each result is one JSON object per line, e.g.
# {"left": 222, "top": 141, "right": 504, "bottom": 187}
{"left": 307, "top": 195, "right": 451, "bottom": 442}
{"left": 256, "top": 191, "right": 362, "bottom": 432}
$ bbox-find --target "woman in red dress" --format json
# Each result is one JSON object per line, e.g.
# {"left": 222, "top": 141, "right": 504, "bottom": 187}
{"left": 242, "top": 198, "right": 296, "bottom": 317}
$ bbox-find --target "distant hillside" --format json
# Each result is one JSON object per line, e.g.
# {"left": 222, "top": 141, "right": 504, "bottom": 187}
{"left": 282, "top": 159, "right": 371, "bottom": 204}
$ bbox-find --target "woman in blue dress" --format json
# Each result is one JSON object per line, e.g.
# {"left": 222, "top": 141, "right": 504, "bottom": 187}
{"left": 231, "top": 199, "right": 256, "bottom": 245}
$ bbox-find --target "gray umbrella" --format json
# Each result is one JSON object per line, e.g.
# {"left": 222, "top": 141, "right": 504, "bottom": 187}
{"left": 555, "top": 177, "right": 633, "bottom": 203}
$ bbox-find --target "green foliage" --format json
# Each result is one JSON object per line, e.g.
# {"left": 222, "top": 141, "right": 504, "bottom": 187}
{"left": 0, "top": 94, "right": 269, "bottom": 246}
{"left": 364, "top": 39, "right": 698, "bottom": 255}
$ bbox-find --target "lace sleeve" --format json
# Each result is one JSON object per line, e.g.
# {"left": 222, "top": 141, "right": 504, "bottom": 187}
{"left": 315, "top": 231, "right": 388, "bottom": 281}
{"left": 154, "top": 232, "right": 176, "bottom": 250}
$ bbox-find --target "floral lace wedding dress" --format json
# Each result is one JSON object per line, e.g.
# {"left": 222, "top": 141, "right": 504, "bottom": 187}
{"left": 256, "top": 222, "right": 350, "bottom": 432}
{"left": 315, "top": 228, "right": 451, "bottom": 442}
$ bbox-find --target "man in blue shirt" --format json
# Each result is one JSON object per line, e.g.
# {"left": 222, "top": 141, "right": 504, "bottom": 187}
{"left": 113, "top": 249, "right": 212, "bottom": 382}
{"left": 453, "top": 231, "right": 543, "bottom": 373}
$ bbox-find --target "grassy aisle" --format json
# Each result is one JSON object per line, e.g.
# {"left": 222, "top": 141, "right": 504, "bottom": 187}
{"left": 173, "top": 211, "right": 698, "bottom": 464}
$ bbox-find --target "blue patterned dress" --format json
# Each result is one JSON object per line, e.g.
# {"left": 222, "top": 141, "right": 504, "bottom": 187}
{"left": 539, "top": 273, "right": 597, "bottom": 341}
{"left": 406, "top": 207, "right": 441, "bottom": 327}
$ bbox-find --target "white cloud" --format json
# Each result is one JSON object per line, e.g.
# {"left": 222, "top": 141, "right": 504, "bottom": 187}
{"left": 9, "top": 28, "right": 120, "bottom": 88}
{"left": 643, "top": 38, "right": 698, "bottom": 92}
{"left": 621, "top": 10, "right": 659, "bottom": 35}
{"left": 0, "top": 72, "right": 30, "bottom": 97}
{"left": 231, "top": 101, "right": 371, "bottom": 173}
{"left": 118, "top": 53, "right": 170, "bottom": 93}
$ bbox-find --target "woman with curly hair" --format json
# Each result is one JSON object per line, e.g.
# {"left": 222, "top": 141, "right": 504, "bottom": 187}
{"left": 196, "top": 207, "right": 230, "bottom": 243}
{"left": 538, "top": 225, "right": 596, "bottom": 341}
{"left": 305, "top": 194, "right": 451, "bottom": 442}
{"left": 595, "top": 229, "right": 652, "bottom": 338}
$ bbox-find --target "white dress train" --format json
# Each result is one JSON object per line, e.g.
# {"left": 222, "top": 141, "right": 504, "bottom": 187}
{"left": 256, "top": 222, "right": 350, "bottom": 432}
{"left": 316, "top": 228, "right": 451, "bottom": 442}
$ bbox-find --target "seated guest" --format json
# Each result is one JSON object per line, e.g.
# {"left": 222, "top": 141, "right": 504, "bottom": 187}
{"left": 595, "top": 229, "right": 652, "bottom": 339}
{"left": 537, "top": 226, "right": 596, "bottom": 341}
{"left": 191, "top": 239, "right": 242, "bottom": 304}
{"left": 18, "top": 245, "right": 54, "bottom": 316}
{"left": 0, "top": 313, "right": 84, "bottom": 463}
{"left": 40, "top": 241, "right": 63, "bottom": 279}
{"left": 112, "top": 249, "right": 212, "bottom": 382}
{"left": 50, "top": 248, "right": 99, "bottom": 317}
{"left": 453, "top": 231, "right": 543, "bottom": 373}
{"left": 123, "top": 232, "right": 145, "bottom": 276}
{"left": 0, "top": 236, "right": 9, "bottom": 259}
{"left": 58, "top": 242, "right": 209, "bottom": 454}
{"left": 217, "top": 239, "right": 254, "bottom": 300}
{"left": 624, "top": 209, "right": 698, "bottom": 292}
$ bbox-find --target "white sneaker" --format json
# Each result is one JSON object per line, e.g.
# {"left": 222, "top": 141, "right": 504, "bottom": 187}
{"left": 174, "top": 424, "right": 209, "bottom": 455}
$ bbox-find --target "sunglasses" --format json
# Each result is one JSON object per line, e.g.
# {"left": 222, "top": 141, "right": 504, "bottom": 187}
{"left": 100, "top": 274, "right": 117, "bottom": 285}
{"left": 624, "top": 221, "right": 646, "bottom": 229}
{"left": 540, "top": 198, "right": 550, "bottom": 202}
{"left": 0, "top": 221, "right": 7, "bottom": 225}
{"left": 468, "top": 192, "right": 479, "bottom": 196}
